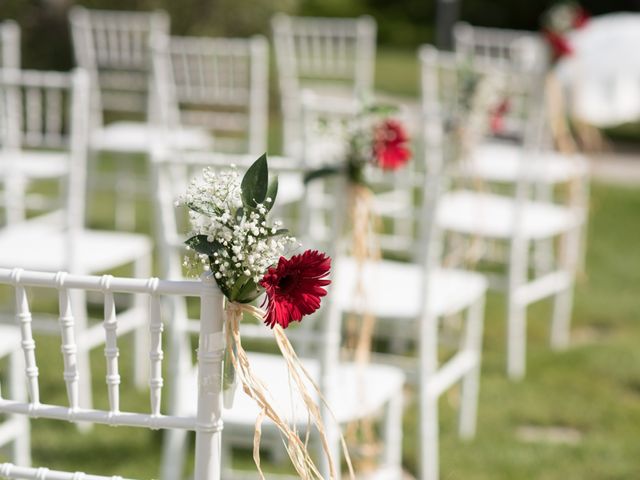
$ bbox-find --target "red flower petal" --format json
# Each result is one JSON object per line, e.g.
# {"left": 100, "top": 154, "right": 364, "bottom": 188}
{"left": 372, "top": 119, "right": 411, "bottom": 171}
{"left": 260, "top": 250, "right": 331, "bottom": 329}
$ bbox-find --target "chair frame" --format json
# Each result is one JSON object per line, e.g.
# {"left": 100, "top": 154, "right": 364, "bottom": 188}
{"left": 420, "top": 44, "right": 585, "bottom": 380}
{"left": 151, "top": 33, "right": 269, "bottom": 155}
{"left": 272, "top": 13, "right": 377, "bottom": 157}
{"left": 0, "top": 267, "right": 224, "bottom": 480}
{"left": 0, "top": 21, "right": 20, "bottom": 70}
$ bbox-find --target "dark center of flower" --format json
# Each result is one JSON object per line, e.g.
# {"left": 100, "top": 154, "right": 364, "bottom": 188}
{"left": 277, "top": 273, "right": 296, "bottom": 292}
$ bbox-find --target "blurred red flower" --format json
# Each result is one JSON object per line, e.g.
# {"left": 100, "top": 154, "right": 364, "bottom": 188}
{"left": 544, "top": 29, "right": 574, "bottom": 58}
{"left": 260, "top": 250, "right": 331, "bottom": 329}
{"left": 489, "top": 98, "right": 511, "bottom": 134}
{"left": 573, "top": 8, "right": 590, "bottom": 28}
{"left": 373, "top": 119, "right": 411, "bottom": 170}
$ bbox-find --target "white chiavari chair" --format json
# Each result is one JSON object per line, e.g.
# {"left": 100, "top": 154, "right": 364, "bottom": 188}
{"left": 420, "top": 45, "right": 586, "bottom": 381}
{"left": 151, "top": 148, "right": 405, "bottom": 480}
{"left": 271, "top": 13, "right": 377, "bottom": 157}
{"left": 69, "top": 6, "right": 172, "bottom": 230}
{"left": 454, "top": 22, "right": 591, "bottom": 276}
{"left": 0, "top": 21, "right": 20, "bottom": 69}
{"left": 152, "top": 33, "right": 268, "bottom": 156}
{"left": 300, "top": 76, "right": 488, "bottom": 480}
{"left": 0, "top": 68, "right": 152, "bottom": 411}
{"left": 453, "top": 22, "right": 589, "bottom": 193}
{"left": 0, "top": 267, "right": 225, "bottom": 479}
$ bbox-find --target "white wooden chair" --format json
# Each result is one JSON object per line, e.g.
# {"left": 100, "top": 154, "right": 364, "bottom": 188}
{"left": 299, "top": 86, "right": 488, "bottom": 480}
{"left": 0, "top": 267, "right": 225, "bottom": 479}
{"left": 0, "top": 21, "right": 20, "bottom": 69}
{"left": 152, "top": 33, "right": 269, "bottom": 156}
{"left": 69, "top": 6, "right": 172, "bottom": 230}
{"left": 151, "top": 148, "right": 405, "bottom": 480}
{"left": 0, "top": 68, "right": 152, "bottom": 410}
{"left": 453, "top": 22, "right": 589, "bottom": 188}
{"left": 420, "top": 45, "right": 586, "bottom": 380}
{"left": 271, "top": 14, "right": 377, "bottom": 157}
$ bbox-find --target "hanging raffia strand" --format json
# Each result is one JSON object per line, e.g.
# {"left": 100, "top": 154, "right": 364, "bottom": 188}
{"left": 224, "top": 302, "right": 355, "bottom": 480}
{"left": 341, "top": 182, "right": 385, "bottom": 471}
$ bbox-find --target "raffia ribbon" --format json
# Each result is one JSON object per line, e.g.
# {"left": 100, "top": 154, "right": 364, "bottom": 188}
{"left": 224, "top": 302, "right": 355, "bottom": 480}
{"left": 343, "top": 183, "right": 384, "bottom": 470}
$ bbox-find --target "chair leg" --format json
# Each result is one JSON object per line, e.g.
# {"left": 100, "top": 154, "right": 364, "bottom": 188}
{"left": 9, "top": 350, "right": 30, "bottom": 467}
{"left": 459, "top": 296, "right": 485, "bottom": 439}
{"left": 507, "top": 235, "right": 529, "bottom": 381}
{"left": 381, "top": 390, "right": 404, "bottom": 477}
{"left": 507, "top": 297, "right": 527, "bottom": 380}
{"left": 420, "top": 393, "right": 440, "bottom": 480}
{"left": 550, "top": 286, "right": 573, "bottom": 350}
{"left": 551, "top": 226, "right": 580, "bottom": 350}
{"left": 161, "top": 429, "right": 188, "bottom": 480}
{"left": 133, "top": 253, "right": 151, "bottom": 389}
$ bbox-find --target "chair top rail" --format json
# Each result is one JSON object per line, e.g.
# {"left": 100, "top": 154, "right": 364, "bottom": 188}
{"left": 69, "top": 6, "right": 169, "bottom": 29}
{"left": 0, "top": 268, "right": 201, "bottom": 297}
{"left": 0, "top": 68, "right": 74, "bottom": 89}
{"left": 0, "top": 463, "right": 133, "bottom": 480}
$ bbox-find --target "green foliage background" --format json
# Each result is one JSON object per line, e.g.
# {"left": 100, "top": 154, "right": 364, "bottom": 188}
{"left": 3, "top": 0, "right": 639, "bottom": 72}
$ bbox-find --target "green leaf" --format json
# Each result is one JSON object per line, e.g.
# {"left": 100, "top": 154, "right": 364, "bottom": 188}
{"left": 264, "top": 175, "right": 278, "bottom": 212}
{"left": 266, "top": 228, "right": 289, "bottom": 237}
{"left": 235, "top": 206, "right": 244, "bottom": 222}
{"left": 185, "top": 235, "right": 221, "bottom": 256}
{"left": 364, "top": 103, "right": 398, "bottom": 116}
{"left": 241, "top": 153, "right": 269, "bottom": 210}
{"left": 236, "top": 278, "right": 264, "bottom": 303}
{"left": 303, "top": 165, "right": 343, "bottom": 184}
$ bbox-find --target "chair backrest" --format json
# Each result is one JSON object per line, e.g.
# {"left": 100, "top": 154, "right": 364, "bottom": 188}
{"left": 272, "top": 14, "right": 377, "bottom": 156}
{"left": 0, "top": 21, "right": 20, "bottom": 69}
{"left": 0, "top": 267, "right": 224, "bottom": 479}
{"left": 298, "top": 91, "right": 424, "bottom": 261}
{"left": 454, "top": 22, "right": 549, "bottom": 71}
{"left": 152, "top": 34, "right": 268, "bottom": 155}
{"left": 0, "top": 68, "right": 90, "bottom": 235}
{"left": 418, "top": 44, "right": 547, "bottom": 256}
{"left": 69, "top": 6, "right": 169, "bottom": 127}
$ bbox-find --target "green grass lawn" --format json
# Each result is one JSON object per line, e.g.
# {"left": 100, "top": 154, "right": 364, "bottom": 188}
{"left": 2, "top": 181, "right": 638, "bottom": 479}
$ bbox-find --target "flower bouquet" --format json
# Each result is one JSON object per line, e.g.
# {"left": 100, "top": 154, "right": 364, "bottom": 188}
{"left": 541, "top": 1, "right": 590, "bottom": 60}
{"left": 181, "top": 154, "right": 351, "bottom": 479}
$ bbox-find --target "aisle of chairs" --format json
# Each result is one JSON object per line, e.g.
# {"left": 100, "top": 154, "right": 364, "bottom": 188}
{"left": 0, "top": 9, "right": 588, "bottom": 480}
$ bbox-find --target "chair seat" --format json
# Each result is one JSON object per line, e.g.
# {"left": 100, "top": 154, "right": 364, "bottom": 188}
{"left": 190, "top": 352, "right": 404, "bottom": 427}
{"left": 0, "top": 325, "right": 21, "bottom": 358}
{"left": 0, "top": 222, "right": 151, "bottom": 273}
{"left": 0, "top": 151, "right": 68, "bottom": 179}
{"left": 437, "top": 190, "right": 582, "bottom": 240}
{"left": 466, "top": 141, "right": 589, "bottom": 184}
{"left": 91, "top": 121, "right": 214, "bottom": 154}
{"left": 333, "top": 256, "right": 487, "bottom": 318}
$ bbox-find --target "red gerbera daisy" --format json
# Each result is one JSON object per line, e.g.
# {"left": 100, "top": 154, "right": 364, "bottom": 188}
{"left": 260, "top": 250, "right": 331, "bottom": 329}
{"left": 372, "top": 119, "right": 411, "bottom": 170}
{"left": 543, "top": 29, "right": 574, "bottom": 59}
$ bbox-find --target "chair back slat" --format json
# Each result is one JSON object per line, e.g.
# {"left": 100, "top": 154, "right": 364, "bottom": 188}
{"left": 56, "top": 276, "right": 80, "bottom": 410}
{"left": 0, "top": 267, "right": 225, "bottom": 479}
{"left": 13, "top": 280, "right": 40, "bottom": 405}
{"left": 153, "top": 34, "right": 268, "bottom": 155}
{"left": 69, "top": 6, "right": 169, "bottom": 125}
{"left": 0, "top": 21, "right": 20, "bottom": 69}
